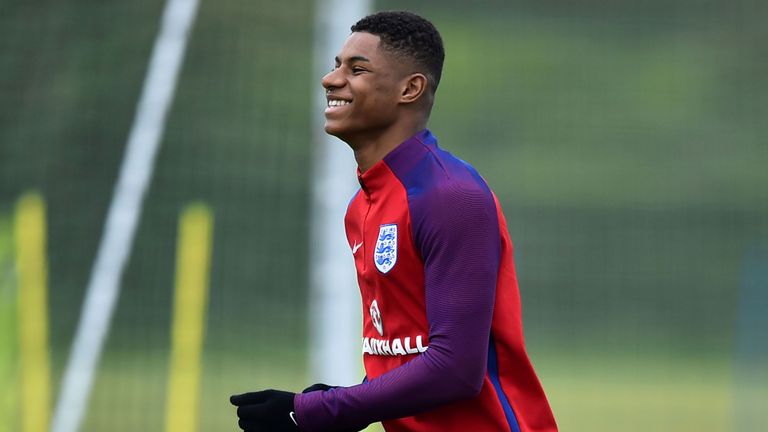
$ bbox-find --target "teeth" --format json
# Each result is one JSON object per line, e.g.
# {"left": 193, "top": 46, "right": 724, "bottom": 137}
{"left": 328, "top": 99, "right": 351, "bottom": 107}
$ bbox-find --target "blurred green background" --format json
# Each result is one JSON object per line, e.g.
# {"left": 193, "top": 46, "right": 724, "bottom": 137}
{"left": 1, "top": 0, "right": 766, "bottom": 431}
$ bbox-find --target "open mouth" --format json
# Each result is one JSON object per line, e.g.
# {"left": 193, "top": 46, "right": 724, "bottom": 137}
{"left": 327, "top": 99, "right": 352, "bottom": 108}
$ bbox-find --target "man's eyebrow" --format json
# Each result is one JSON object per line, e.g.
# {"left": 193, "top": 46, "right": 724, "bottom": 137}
{"left": 335, "top": 55, "right": 372, "bottom": 64}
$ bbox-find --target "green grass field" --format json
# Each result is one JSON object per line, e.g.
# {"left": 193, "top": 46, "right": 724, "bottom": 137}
{"left": 72, "top": 346, "right": 767, "bottom": 431}
{"left": 537, "top": 350, "right": 740, "bottom": 431}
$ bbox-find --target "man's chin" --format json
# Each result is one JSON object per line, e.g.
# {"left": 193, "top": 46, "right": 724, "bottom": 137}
{"left": 324, "top": 122, "right": 348, "bottom": 140}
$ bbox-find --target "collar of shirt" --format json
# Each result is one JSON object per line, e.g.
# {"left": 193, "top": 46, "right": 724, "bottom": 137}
{"left": 357, "top": 129, "right": 436, "bottom": 195}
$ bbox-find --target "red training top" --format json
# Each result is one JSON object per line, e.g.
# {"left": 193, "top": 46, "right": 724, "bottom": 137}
{"left": 296, "top": 130, "right": 557, "bottom": 432}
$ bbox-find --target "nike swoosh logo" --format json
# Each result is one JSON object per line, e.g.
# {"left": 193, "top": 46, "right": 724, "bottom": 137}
{"left": 352, "top": 240, "right": 363, "bottom": 254}
{"left": 289, "top": 411, "right": 298, "bottom": 426}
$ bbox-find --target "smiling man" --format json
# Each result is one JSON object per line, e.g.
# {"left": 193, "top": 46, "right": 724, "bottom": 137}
{"left": 231, "top": 11, "right": 558, "bottom": 432}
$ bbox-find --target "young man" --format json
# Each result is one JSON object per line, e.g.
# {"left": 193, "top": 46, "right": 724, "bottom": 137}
{"left": 231, "top": 11, "right": 558, "bottom": 432}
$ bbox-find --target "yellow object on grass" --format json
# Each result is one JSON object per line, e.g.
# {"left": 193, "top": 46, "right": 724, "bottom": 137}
{"left": 14, "top": 192, "right": 51, "bottom": 432}
{"left": 164, "top": 203, "right": 214, "bottom": 432}
{"left": 0, "top": 213, "right": 18, "bottom": 432}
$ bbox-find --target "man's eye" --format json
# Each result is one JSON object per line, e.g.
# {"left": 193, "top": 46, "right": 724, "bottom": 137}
{"left": 352, "top": 67, "right": 366, "bottom": 74}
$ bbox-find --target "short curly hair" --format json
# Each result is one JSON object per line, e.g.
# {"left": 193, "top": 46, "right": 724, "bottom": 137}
{"left": 351, "top": 11, "right": 445, "bottom": 95}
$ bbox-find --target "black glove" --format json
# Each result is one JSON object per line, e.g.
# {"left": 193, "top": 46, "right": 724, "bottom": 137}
{"left": 230, "top": 389, "right": 299, "bottom": 432}
{"left": 302, "top": 383, "right": 337, "bottom": 393}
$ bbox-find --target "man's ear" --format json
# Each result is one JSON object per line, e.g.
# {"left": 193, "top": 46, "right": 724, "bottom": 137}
{"left": 399, "top": 73, "right": 428, "bottom": 105}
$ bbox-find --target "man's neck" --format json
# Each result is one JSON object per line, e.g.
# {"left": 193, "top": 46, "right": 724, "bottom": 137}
{"left": 349, "top": 123, "right": 425, "bottom": 173}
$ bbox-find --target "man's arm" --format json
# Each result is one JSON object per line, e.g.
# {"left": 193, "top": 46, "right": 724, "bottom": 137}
{"left": 295, "top": 182, "right": 501, "bottom": 431}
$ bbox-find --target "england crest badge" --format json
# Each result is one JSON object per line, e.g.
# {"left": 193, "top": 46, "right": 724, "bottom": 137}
{"left": 374, "top": 224, "right": 397, "bottom": 273}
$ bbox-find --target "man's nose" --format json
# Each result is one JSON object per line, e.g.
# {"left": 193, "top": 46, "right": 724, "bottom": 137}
{"left": 322, "top": 68, "right": 343, "bottom": 90}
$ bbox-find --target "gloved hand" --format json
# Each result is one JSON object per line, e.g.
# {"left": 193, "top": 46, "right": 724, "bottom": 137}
{"left": 230, "top": 389, "right": 299, "bottom": 432}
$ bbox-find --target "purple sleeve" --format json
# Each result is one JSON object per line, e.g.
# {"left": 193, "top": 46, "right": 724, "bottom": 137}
{"left": 294, "top": 181, "right": 501, "bottom": 432}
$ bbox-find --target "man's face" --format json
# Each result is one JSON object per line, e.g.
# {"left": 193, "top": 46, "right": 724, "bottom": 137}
{"left": 322, "top": 32, "right": 404, "bottom": 141}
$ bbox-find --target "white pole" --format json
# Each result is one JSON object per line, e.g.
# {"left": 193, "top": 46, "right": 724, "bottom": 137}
{"left": 51, "top": 1, "right": 200, "bottom": 431}
{"left": 309, "top": 0, "right": 372, "bottom": 386}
